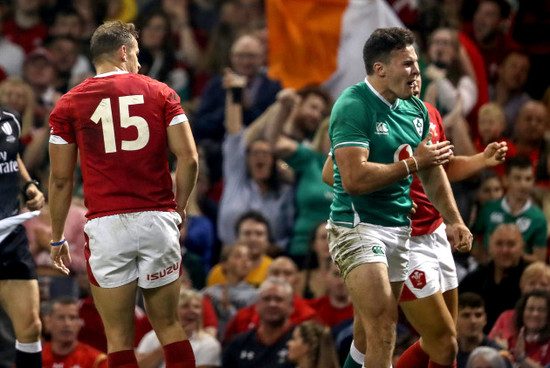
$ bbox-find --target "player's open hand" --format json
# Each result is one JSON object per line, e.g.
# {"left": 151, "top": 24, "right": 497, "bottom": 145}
{"left": 447, "top": 223, "right": 473, "bottom": 253}
{"left": 413, "top": 133, "right": 453, "bottom": 170}
{"left": 25, "top": 184, "right": 44, "bottom": 211}
{"left": 483, "top": 141, "right": 508, "bottom": 167}
{"left": 50, "top": 240, "right": 71, "bottom": 275}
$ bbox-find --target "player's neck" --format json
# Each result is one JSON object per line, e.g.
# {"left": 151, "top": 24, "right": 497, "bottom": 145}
{"left": 366, "top": 76, "right": 397, "bottom": 105}
{"left": 95, "top": 62, "right": 127, "bottom": 76}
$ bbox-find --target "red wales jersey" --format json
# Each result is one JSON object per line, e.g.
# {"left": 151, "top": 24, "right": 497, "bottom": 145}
{"left": 49, "top": 71, "right": 187, "bottom": 219}
{"left": 410, "top": 102, "right": 446, "bottom": 236}
{"left": 42, "top": 342, "right": 107, "bottom": 368}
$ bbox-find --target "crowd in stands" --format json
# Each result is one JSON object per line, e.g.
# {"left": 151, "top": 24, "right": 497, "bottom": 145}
{"left": 1, "top": 0, "right": 550, "bottom": 367}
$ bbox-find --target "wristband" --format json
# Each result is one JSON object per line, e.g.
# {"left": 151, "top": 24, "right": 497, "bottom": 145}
{"left": 411, "top": 156, "right": 419, "bottom": 171}
{"left": 50, "top": 238, "right": 67, "bottom": 246}
{"left": 402, "top": 160, "right": 410, "bottom": 176}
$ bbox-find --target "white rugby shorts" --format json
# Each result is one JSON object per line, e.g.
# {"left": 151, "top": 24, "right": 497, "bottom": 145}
{"left": 401, "top": 223, "right": 458, "bottom": 301}
{"left": 326, "top": 220, "right": 411, "bottom": 282}
{"left": 84, "top": 211, "right": 182, "bottom": 289}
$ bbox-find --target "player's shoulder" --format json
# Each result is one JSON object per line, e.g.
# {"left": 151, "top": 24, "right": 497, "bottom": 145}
{"left": 130, "top": 73, "right": 171, "bottom": 90}
{"left": 333, "top": 83, "right": 369, "bottom": 113}
{"left": 400, "top": 95, "right": 427, "bottom": 113}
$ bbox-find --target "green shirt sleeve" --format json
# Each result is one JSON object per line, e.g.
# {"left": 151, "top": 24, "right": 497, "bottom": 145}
{"left": 329, "top": 91, "right": 372, "bottom": 151}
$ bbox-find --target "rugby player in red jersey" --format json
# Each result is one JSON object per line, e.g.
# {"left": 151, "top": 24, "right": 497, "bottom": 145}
{"left": 48, "top": 21, "right": 198, "bottom": 368}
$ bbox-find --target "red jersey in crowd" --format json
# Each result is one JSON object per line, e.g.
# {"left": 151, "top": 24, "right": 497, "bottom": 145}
{"left": 223, "top": 294, "right": 316, "bottom": 344}
{"left": 307, "top": 295, "right": 354, "bottom": 327}
{"left": 49, "top": 71, "right": 187, "bottom": 219}
{"left": 42, "top": 341, "right": 107, "bottom": 368}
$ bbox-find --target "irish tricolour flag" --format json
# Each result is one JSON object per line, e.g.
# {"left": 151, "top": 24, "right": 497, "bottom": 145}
{"left": 267, "top": 0, "right": 404, "bottom": 99}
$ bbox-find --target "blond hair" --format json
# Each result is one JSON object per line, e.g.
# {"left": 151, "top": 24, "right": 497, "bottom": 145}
{"left": 520, "top": 262, "right": 550, "bottom": 291}
{"left": 478, "top": 103, "right": 506, "bottom": 125}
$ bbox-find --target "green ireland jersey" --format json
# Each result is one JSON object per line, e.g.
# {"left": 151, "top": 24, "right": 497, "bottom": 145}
{"left": 328, "top": 80, "right": 430, "bottom": 228}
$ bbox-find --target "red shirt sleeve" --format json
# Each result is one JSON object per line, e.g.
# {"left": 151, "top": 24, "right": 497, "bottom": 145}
{"left": 49, "top": 95, "right": 76, "bottom": 143}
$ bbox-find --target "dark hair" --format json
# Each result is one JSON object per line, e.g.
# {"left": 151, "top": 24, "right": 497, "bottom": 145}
{"left": 296, "top": 321, "right": 341, "bottom": 368}
{"left": 136, "top": 10, "right": 176, "bottom": 82}
{"left": 479, "top": 0, "right": 511, "bottom": 19}
{"left": 90, "top": 21, "right": 139, "bottom": 63}
{"left": 505, "top": 155, "right": 533, "bottom": 175}
{"left": 513, "top": 290, "right": 550, "bottom": 342}
{"left": 363, "top": 27, "right": 415, "bottom": 75}
{"left": 49, "top": 296, "right": 79, "bottom": 314}
{"left": 234, "top": 210, "right": 273, "bottom": 242}
{"left": 246, "top": 139, "right": 282, "bottom": 193}
{"left": 297, "top": 84, "right": 332, "bottom": 110}
{"left": 459, "top": 292, "right": 485, "bottom": 310}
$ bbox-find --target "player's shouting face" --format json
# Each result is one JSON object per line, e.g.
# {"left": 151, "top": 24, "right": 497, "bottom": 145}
{"left": 384, "top": 44, "right": 420, "bottom": 101}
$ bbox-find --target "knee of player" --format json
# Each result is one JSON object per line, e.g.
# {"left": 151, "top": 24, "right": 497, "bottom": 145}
{"left": 429, "top": 332, "right": 458, "bottom": 357}
{"left": 18, "top": 318, "right": 42, "bottom": 341}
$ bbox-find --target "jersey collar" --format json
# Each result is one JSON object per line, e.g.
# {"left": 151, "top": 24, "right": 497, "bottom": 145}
{"left": 501, "top": 197, "right": 531, "bottom": 215}
{"left": 364, "top": 77, "right": 400, "bottom": 110}
{"left": 95, "top": 70, "right": 129, "bottom": 78}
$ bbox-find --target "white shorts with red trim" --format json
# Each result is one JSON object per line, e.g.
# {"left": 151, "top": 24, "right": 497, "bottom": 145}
{"left": 84, "top": 211, "right": 182, "bottom": 289}
{"left": 400, "top": 223, "right": 458, "bottom": 301}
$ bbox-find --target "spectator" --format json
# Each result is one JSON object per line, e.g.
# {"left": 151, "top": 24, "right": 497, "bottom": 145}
{"left": 42, "top": 297, "right": 107, "bottom": 368}
{"left": 0, "top": 22, "right": 24, "bottom": 77}
{"left": 22, "top": 47, "right": 61, "bottom": 129}
{"left": 0, "top": 77, "right": 35, "bottom": 142}
{"left": 475, "top": 103, "right": 517, "bottom": 176}
{"left": 287, "top": 320, "right": 340, "bottom": 368}
{"left": 46, "top": 35, "right": 92, "bottom": 94}
{"left": 1, "top": 0, "right": 48, "bottom": 54}
{"left": 297, "top": 221, "right": 332, "bottom": 299}
{"left": 216, "top": 68, "right": 294, "bottom": 249}
{"left": 460, "top": 223, "right": 528, "bottom": 332}
{"left": 490, "top": 262, "right": 550, "bottom": 346}
{"left": 222, "top": 277, "right": 294, "bottom": 368}
{"left": 472, "top": 156, "right": 547, "bottom": 264}
{"left": 202, "top": 244, "right": 258, "bottom": 339}
{"left": 137, "top": 288, "right": 221, "bottom": 368}
{"left": 48, "top": 7, "right": 84, "bottom": 40}
{"left": 261, "top": 87, "right": 332, "bottom": 264}
{"left": 222, "top": 257, "right": 316, "bottom": 344}
{"left": 512, "top": 101, "right": 549, "bottom": 181}
{"left": 207, "top": 211, "right": 273, "bottom": 287}
{"left": 466, "top": 346, "right": 509, "bottom": 368}
{"left": 307, "top": 262, "right": 353, "bottom": 328}
{"left": 136, "top": 10, "right": 191, "bottom": 100}
{"left": 507, "top": 291, "right": 550, "bottom": 366}
{"left": 194, "top": 34, "right": 281, "bottom": 143}
{"left": 422, "top": 27, "right": 478, "bottom": 118}
{"left": 489, "top": 51, "right": 532, "bottom": 137}
{"left": 464, "top": 0, "right": 521, "bottom": 84}
{"left": 457, "top": 292, "right": 507, "bottom": 368}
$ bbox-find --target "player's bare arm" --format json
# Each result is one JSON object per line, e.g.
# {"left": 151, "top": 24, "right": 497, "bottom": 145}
{"left": 16, "top": 154, "right": 44, "bottom": 211}
{"left": 445, "top": 141, "right": 508, "bottom": 182}
{"left": 167, "top": 122, "right": 199, "bottom": 223}
{"left": 417, "top": 165, "right": 472, "bottom": 253}
{"left": 48, "top": 143, "right": 77, "bottom": 275}
{"left": 335, "top": 133, "right": 453, "bottom": 195}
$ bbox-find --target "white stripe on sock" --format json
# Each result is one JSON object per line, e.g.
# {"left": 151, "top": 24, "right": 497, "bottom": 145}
{"left": 350, "top": 340, "right": 365, "bottom": 364}
{"left": 15, "top": 340, "right": 42, "bottom": 353}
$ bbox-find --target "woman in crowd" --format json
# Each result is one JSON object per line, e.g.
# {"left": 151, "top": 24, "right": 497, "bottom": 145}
{"left": 287, "top": 320, "right": 340, "bottom": 368}
{"left": 298, "top": 221, "right": 332, "bottom": 299}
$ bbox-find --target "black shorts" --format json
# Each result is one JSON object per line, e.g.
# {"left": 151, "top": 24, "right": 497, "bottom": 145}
{"left": 0, "top": 225, "right": 37, "bottom": 280}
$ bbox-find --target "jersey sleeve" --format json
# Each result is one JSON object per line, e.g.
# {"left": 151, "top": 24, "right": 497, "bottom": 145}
{"left": 49, "top": 95, "right": 76, "bottom": 144}
{"left": 531, "top": 212, "right": 548, "bottom": 248}
{"left": 160, "top": 83, "right": 187, "bottom": 127}
{"left": 329, "top": 94, "right": 371, "bottom": 151}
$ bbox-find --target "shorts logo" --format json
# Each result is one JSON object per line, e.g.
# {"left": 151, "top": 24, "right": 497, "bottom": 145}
{"left": 146, "top": 262, "right": 180, "bottom": 281}
{"left": 375, "top": 122, "right": 389, "bottom": 135}
{"left": 409, "top": 269, "right": 426, "bottom": 289}
{"left": 372, "top": 246, "right": 384, "bottom": 255}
